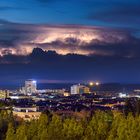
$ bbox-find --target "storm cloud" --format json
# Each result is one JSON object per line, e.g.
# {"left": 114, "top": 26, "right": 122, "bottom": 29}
{"left": 0, "top": 20, "right": 140, "bottom": 58}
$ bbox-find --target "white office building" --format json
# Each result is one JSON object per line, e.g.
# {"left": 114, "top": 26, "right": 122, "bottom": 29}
{"left": 71, "top": 84, "right": 90, "bottom": 95}
{"left": 25, "top": 80, "right": 37, "bottom": 94}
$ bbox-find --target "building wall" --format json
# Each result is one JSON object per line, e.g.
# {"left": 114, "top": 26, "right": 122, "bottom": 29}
{"left": 13, "top": 111, "right": 41, "bottom": 121}
{"left": 0, "top": 90, "right": 9, "bottom": 99}
{"left": 71, "top": 85, "right": 90, "bottom": 95}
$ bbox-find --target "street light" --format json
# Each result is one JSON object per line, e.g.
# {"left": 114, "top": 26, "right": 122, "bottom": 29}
{"left": 89, "top": 82, "right": 94, "bottom": 86}
{"left": 95, "top": 82, "right": 99, "bottom": 86}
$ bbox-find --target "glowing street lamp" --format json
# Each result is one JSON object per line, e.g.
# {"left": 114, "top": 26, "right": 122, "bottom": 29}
{"left": 95, "top": 82, "right": 99, "bottom": 86}
{"left": 89, "top": 82, "right": 94, "bottom": 86}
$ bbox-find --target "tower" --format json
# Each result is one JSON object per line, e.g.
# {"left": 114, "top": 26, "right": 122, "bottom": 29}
{"left": 25, "top": 80, "right": 37, "bottom": 94}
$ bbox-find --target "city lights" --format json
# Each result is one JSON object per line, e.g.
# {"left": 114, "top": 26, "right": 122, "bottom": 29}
{"left": 89, "top": 81, "right": 100, "bottom": 86}
{"left": 89, "top": 82, "right": 94, "bottom": 86}
{"left": 32, "top": 80, "right": 37, "bottom": 83}
{"left": 95, "top": 82, "right": 99, "bottom": 86}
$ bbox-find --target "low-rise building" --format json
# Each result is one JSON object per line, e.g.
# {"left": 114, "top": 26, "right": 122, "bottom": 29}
{"left": 13, "top": 106, "right": 41, "bottom": 121}
{"left": 0, "top": 90, "right": 9, "bottom": 99}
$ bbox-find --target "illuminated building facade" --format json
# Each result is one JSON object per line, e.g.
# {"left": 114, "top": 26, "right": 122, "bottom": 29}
{"left": 71, "top": 84, "right": 90, "bottom": 95}
{"left": 25, "top": 80, "right": 37, "bottom": 94}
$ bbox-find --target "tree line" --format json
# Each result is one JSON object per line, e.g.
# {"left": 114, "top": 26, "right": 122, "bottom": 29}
{"left": 1, "top": 98, "right": 140, "bottom": 140}
{"left": 5, "top": 111, "right": 140, "bottom": 140}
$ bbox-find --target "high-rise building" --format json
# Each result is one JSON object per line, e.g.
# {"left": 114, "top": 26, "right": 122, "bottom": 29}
{"left": 25, "top": 80, "right": 37, "bottom": 94}
{"left": 71, "top": 84, "right": 90, "bottom": 95}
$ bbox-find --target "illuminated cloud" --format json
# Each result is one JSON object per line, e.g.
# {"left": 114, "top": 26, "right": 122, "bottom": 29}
{"left": 0, "top": 20, "right": 140, "bottom": 57}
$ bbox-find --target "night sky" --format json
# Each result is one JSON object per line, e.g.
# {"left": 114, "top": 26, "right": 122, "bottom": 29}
{"left": 0, "top": 0, "right": 140, "bottom": 85}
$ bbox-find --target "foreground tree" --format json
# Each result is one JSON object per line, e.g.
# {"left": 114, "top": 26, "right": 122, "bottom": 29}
{"left": 62, "top": 118, "right": 84, "bottom": 140}
{"left": 37, "top": 114, "right": 49, "bottom": 140}
{"left": 3, "top": 109, "right": 140, "bottom": 140}
{"left": 47, "top": 115, "right": 63, "bottom": 140}
{"left": 5, "top": 123, "right": 15, "bottom": 140}
{"left": 15, "top": 123, "right": 27, "bottom": 140}
{"left": 84, "top": 111, "right": 111, "bottom": 140}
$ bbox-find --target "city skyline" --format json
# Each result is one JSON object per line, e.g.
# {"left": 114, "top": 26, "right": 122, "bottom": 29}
{"left": 0, "top": 0, "right": 140, "bottom": 84}
{"left": 1, "top": 1, "right": 140, "bottom": 139}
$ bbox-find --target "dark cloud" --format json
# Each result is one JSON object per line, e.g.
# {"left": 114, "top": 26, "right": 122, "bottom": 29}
{"left": 0, "top": 19, "right": 140, "bottom": 57}
{"left": 1, "top": 48, "right": 140, "bottom": 84}
{"left": 0, "top": 20, "right": 140, "bottom": 84}
{"left": 0, "top": 0, "right": 140, "bottom": 84}
{"left": 88, "top": 4, "right": 140, "bottom": 27}
{"left": 34, "top": 32, "right": 140, "bottom": 57}
{"left": 0, "top": 20, "right": 140, "bottom": 57}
